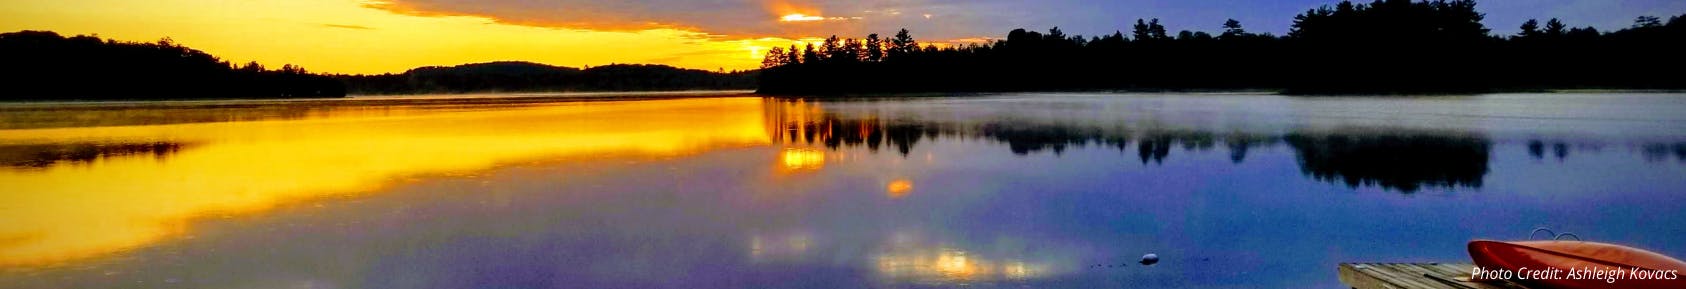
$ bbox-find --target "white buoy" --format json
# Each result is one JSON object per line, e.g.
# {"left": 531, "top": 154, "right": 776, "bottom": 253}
{"left": 1139, "top": 253, "right": 1159, "bottom": 265}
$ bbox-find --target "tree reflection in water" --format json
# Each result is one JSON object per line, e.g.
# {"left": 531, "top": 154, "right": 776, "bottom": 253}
{"left": 774, "top": 114, "right": 1503, "bottom": 193}
{"left": 1284, "top": 134, "right": 1489, "bottom": 192}
{"left": 0, "top": 142, "right": 190, "bottom": 168}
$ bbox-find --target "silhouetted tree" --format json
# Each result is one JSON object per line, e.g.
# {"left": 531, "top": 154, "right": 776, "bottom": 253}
{"left": 1178, "top": 31, "right": 1213, "bottom": 41}
{"left": 762, "top": 46, "right": 787, "bottom": 69}
{"left": 1544, "top": 18, "right": 1567, "bottom": 37}
{"left": 1132, "top": 18, "right": 1170, "bottom": 41}
{"left": 1149, "top": 19, "right": 1170, "bottom": 40}
{"left": 1516, "top": 19, "right": 1541, "bottom": 39}
{"left": 1634, "top": 16, "right": 1663, "bottom": 28}
{"left": 1567, "top": 26, "right": 1600, "bottom": 39}
{"left": 865, "top": 33, "right": 884, "bottom": 62}
{"left": 786, "top": 45, "right": 801, "bottom": 65}
{"left": 820, "top": 36, "right": 841, "bottom": 63}
{"left": 841, "top": 38, "right": 865, "bottom": 62}
{"left": 802, "top": 43, "right": 819, "bottom": 64}
{"left": 1220, "top": 19, "right": 1247, "bottom": 39}
{"left": 888, "top": 29, "right": 919, "bottom": 61}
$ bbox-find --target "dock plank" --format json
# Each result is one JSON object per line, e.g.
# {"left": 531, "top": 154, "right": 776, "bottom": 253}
{"left": 1338, "top": 263, "right": 1526, "bottom": 289}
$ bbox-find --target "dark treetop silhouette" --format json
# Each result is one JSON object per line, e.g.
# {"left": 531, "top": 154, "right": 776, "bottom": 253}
{"left": 335, "top": 62, "right": 755, "bottom": 95}
{"left": 757, "top": 0, "right": 1686, "bottom": 95}
{"left": 0, "top": 31, "right": 756, "bottom": 100}
{"left": 0, "top": 31, "right": 345, "bottom": 100}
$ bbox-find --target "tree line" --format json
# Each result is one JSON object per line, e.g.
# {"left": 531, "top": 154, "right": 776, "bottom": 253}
{"left": 336, "top": 62, "right": 756, "bottom": 95}
{"left": 758, "top": 0, "right": 1686, "bottom": 95}
{"left": 0, "top": 31, "right": 757, "bottom": 100}
{"left": 0, "top": 31, "right": 345, "bottom": 100}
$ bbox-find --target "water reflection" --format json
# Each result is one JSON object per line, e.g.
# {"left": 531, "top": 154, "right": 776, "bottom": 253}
{"left": 748, "top": 232, "right": 812, "bottom": 264}
{"left": 1284, "top": 133, "right": 1489, "bottom": 192}
{"left": 778, "top": 148, "right": 826, "bottom": 171}
{"left": 0, "top": 104, "right": 321, "bottom": 130}
{"left": 2, "top": 94, "right": 1684, "bottom": 289}
{"left": 762, "top": 95, "right": 1686, "bottom": 195}
{"left": 886, "top": 179, "right": 914, "bottom": 199}
{"left": 0, "top": 92, "right": 750, "bottom": 130}
{"left": 767, "top": 110, "right": 1500, "bottom": 193}
{"left": 1643, "top": 143, "right": 1686, "bottom": 162}
{"left": 0, "top": 142, "right": 189, "bottom": 168}
{"left": 873, "top": 233, "right": 1051, "bottom": 284}
{"left": 0, "top": 97, "right": 770, "bottom": 266}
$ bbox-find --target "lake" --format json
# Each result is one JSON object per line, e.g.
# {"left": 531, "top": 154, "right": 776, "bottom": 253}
{"left": 2, "top": 92, "right": 1684, "bottom": 288}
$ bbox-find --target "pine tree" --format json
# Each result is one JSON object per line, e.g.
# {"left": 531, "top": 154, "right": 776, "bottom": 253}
{"left": 1221, "top": 19, "right": 1247, "bottom": 39}
{"left": 888, "top": 29, "right": 918, "bottom": 60}
{"left": 865, "top": 33, "right": 884, "bottom": 62}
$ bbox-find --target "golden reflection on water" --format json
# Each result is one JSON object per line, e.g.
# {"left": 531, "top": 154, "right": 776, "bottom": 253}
{"left": 779, "top": 148, "right": 826, "bottom": 171}
{"left": 874, "top": 245, "right": 1048, "bottom": 283}
{"left": 747, "top": 230, "right": 1051, "bottom": 283}
{"left": 872, "top": 231, "right": 1053, "bottom": 284}
{"left": 764, "top": 99, "right": 828, "bottom": 145}
{"left": 747, "top": 232, "right": 813, "bottom": 264}
{"left": 885, "top": 179, "right": 914, "bottom": 199}
{"left": 0, "top": 97, "right": 772, "bottom": 267}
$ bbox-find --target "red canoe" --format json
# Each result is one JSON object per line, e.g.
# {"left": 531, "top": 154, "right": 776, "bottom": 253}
{"left": 1468, "top": 240, "right": 1686, "bottom": 289}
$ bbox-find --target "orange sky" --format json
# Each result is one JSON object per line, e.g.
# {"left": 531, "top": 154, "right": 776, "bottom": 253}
{"left": 5, "top": 0, "right": 1678, "bottom": 74}
{"left": 0, "top": 0, "right": 817, "bottom": 74}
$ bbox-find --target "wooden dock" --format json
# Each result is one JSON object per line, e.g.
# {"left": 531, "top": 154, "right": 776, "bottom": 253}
{"left": 1337, "top": 263, "right": 1531, "bottom": 289}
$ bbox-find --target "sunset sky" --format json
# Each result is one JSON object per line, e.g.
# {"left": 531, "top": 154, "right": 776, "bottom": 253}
{"left": 3, "top": 0, "right": 1682, "bottom": 74}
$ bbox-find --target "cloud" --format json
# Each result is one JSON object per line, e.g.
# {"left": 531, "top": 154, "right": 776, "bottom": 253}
{"left": 360, "top": 0, "right": 1686, "bottom": 41}
{"left": 361, "top": 0, "right": 1011, "bottom": 40}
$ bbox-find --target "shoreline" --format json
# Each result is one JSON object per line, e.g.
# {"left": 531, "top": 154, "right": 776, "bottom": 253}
{"left": 757, "top": 88, "right": 1686, "bottom": 98}
{"left": 0, "top": 90, "right": 758, "bottom": 110}
{"left": 4, "top": 88, "right": 1683, "bottom": 109}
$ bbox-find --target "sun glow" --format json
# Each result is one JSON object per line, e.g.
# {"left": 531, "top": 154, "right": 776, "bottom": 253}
{"left": 0, "top": 0, "right": 797, "bottom": 74}
{"left": 780, "top": 13, "right": 826, "bottom": 22}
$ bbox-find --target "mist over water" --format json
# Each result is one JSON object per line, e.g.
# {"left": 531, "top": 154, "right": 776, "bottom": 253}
{"left": 2, "top": 92, "right": 1683, "bottom": 288}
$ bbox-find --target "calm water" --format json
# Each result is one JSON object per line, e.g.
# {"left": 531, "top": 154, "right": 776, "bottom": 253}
{"left": 1, "top": 92, "right": 1684, "bottom": 288}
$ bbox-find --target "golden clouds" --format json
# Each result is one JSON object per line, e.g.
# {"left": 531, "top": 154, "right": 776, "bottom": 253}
{"left": 0, "top": 0, "right": 811, "bottom": 74}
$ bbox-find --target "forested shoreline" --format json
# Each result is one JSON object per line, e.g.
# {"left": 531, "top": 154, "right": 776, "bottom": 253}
{"left": 757, "top": 0, "right": 1686, "bottom": 95}
{"left": 0, "top": 32, "right": 755, "bottom": 100}
{"left": 0, "top": 31, "right": 345, "bottom": 100}
{"left": 337, "top": 62, "right": 755, "bottom": 95}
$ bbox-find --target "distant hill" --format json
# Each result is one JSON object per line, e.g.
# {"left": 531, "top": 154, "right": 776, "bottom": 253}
{"left": 0, "top": 31, "right": 345, "bottom": 100}
{"left": 337, "top": 62, "right": 757, "bottom": 95}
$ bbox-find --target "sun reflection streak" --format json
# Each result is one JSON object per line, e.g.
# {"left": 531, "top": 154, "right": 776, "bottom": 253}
{"left": 935, "top": 249, "right": 977, "bottom": 279}
{"left": 780, "top": 147, "right": 826, "bottom": 171}
{"left": 0, "top": 97, "right": 772, "bottom": 267}
{"left": 872, "top": 233, "right": 1051, "bottom": 283}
